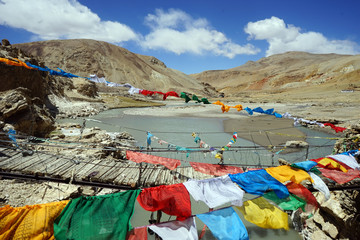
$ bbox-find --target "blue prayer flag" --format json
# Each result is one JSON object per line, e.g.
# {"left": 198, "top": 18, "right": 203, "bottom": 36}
{"left": 229, "top": 169, "right": 289, "bottom": 199}
{"left": 197, "top": 207, "right": 249, "bottom": 240}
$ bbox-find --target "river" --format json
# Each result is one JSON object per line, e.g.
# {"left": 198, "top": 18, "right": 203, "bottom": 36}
{"left": 58, "top": 106, "right": 338, "bottom": 239}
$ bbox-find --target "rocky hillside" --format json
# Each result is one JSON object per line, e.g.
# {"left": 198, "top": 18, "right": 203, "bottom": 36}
{"left": 15, "top": 39, "right": 218, "bottom": 96}
{"left": 191, "top": 51, "right": 360, "bottom": 102}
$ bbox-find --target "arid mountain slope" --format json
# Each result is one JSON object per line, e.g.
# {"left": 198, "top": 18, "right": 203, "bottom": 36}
{"left": 191, "top": 51, "right": 360, "bottom": 103}
{"left": 15, "top": 39, "right": 217, "bottom": 96}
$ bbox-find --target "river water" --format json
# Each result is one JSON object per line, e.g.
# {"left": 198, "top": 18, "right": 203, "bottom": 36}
{"left": 58, "top": 107, "right": 338, "bottom": 239}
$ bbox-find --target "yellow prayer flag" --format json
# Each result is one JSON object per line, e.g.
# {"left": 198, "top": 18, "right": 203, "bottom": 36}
{"left": 318, "top": 157, "right": 348, "bottom": 172}
{"left": 237, "top": 197, "right": 289, "bottom": 230}
{"left": 266, "top": 165, "right": 314, "bottom": 184}
{"left": 0, "top": 200, "right": 69, "bottom": 240}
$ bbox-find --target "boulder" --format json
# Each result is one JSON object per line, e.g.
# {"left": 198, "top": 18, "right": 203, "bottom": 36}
{"left": 285, "top": 140, "right": 309, "bottom": 148}
{"left": 72, "top": 78, "right": 98, "bottom": 98}
{"left": 0, "top": 89, "right": 55, "bottom": 136}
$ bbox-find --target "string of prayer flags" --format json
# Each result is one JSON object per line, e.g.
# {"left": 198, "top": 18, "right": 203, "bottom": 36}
{"left": 236, "top": 197, "right": 289, "bottom": 230}
{"left": 197, "top": 207, "right": 249, "bottom": 240}
{"left": 183, "top": 175, "right": 245, "bottom": 208}
{"left": 0, "top": 200, "right": 69, "bottom": 240}
{"left": 148, "top": 217, "right": 198, "bottom": 240}
{"left": 189, "top": 162, "right": 244, "bottom": 176}
{"left": 221, "top": 132, "right": 238, "bottom": 151}
{"left": 137, "top": 183, "right": 192, "bottom": 221}
{"left": 0, "top": 57, "right": 35, "bottom": 69}
{"left": 54, "top": 190, "right": 140, "bottom": 240}
{"left": 126, "top": 150, "right": 181, "bottom": 170}
{"left": 245, "top": 107, "right": 283, "bottom": 118}
{"left": 265, "top": 165, "right": 314, "bottom": 184}
{"left": 263, "top": 191, "right": 306, "bottom": 211}
{"left": 229, "top": 169, "right": 290, "bottom": 199}
{"left": 26, "top": 62, "right": 82, "bottom": 78}
{"left": 139, "top": 90, "right": 180, "bottom": 100}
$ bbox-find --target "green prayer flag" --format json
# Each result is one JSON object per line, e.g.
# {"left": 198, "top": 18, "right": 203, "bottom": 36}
{"left": 309, "top": 167, "right": 322, "bottom": 175}
{"left": 201, "top": 98, "right": 211, "bottom": 104}
{"left": 54, "top": 190, "right": 141, "bottom": 240}
{"left": 180, "top": 92, "right": 191, "bottom": 103}
{"left": 264, "top": 191, "right": 306, "bottom": 211}
{"left": 192, "top": 94, "right": 201, "bottom": 103}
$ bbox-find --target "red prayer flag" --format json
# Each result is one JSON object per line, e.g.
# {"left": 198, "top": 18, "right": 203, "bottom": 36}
{"left": 190, "top": 162, "right": 244, "bottom": 176}
{"left": 127, "top": 227, "right": 148, "bottom": 240}
{"left": 137, "top": 183, "right": 191, "bottom": 221}
{"left": 323, "top": 123, "right": 347, "bottom": 133}
{"left": 319, "top": 168, "right": 360, "bottom": 184}
{"left": 286, "top": 182, "right": 319, "bottom": 212}
{"left": 163, "top": 91, "right": 179, "bottom": 100}
{"left": 126, "top": 151, "right": 181, "bottom": 170}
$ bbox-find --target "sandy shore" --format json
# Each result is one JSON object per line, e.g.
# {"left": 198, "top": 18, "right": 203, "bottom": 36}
{"left": 122, "top": 99, "right": 360, "bottom": 148}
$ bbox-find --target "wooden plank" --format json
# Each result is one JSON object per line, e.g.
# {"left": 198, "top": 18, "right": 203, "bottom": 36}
{"left": 144, "top": 167, "right": 162, "bottom": 187}
{"left": 36, "top": 157, "right": 66, "bottom": 175}
{"left": 154, "top": 168, "right": 168, "bottom": 186}
{"left": 40, "top": 157, "right": 71, "bottom": 175}
{"left": 0, "top": 152, "right": 23, "bottom": 169}
{"left": 71, "top": 159, "right": 103, "bottom": 179}
{"left": 117, "top": 166, "right": 138, "bottom": 185}
{"left": 138, "top": 165, "right": 153, "bottom": 186}
{"left": 124, "top": 167, "right": 140, "bottom": 187}
{"left": 18, "top": 155, "right": 59, "bottom": 175}
{"left": 0, "top": 153, "right": 32, "bottom": 170}
{"left": 102, "top": 162, "right": 130, "bottom": 183}
{"left": 96, "top": 162, "right": 129, "bottom": 183}
{"left": 71, "top": 159, "right": 105, "bottom": 180}
{"left": 49, "top": 160, "right": 77, "bottom": 178}
{"left": 90, "top": 160, "right": 118, "bottom": 182}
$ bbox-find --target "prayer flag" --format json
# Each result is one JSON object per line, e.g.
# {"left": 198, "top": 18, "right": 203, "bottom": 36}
{"left": 264, "top": 191, "right": 306, "bottom": 211}
{"left": 137, "top": 183, "right": 191, "bottom": 221}
{"left": 54, "top": 190, "right": 140, "bottom": 240}
{"left": 286, "top": 182, "right": 318, "bottom": 212}
{"left": 190, "top": 162, "right": 244, "bottom": 176}
{"left": 291, "top": 161, "right": 318, "bottom": 172}
{"left": 265, "top": 165, "right": 314, "bottom": 184}
{"left": 126, "top": 151, "right": 181, "bottom": 170}
{"left": 183, "top": 175, "right": 245, "bottom": 208}
{"left": 229, "top": 169, "right": 289, "bottom": 199}
{"left": 0, "top": 200, "right": 69, "bottom": 240}
{"left": 148, "top": 217, "right": 198, "bottom": 240}
{"left": 319, "top": 168, "right": 360, "bottom": 184}
{"left": 197, "top": 207, "right": 249, "bottom": 240}
{"left": 237, "top": 197, "right": 289, "bottom": 230}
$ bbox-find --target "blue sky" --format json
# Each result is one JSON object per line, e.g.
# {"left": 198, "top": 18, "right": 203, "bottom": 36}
{"left": 1, "top": 0, "right": 359, "bottom": 74}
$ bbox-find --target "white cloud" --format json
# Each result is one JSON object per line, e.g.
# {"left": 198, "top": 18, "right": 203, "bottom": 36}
{"left": 0, "top": 0, "right": 138, "bottom": 43}
{"left": 245, "top": 16, "right": 359, "bottom": 56}
{"left": 141, "top": 9, "right": 260, "bottom": 58}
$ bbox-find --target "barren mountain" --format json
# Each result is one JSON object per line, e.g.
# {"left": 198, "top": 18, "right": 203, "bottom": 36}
{"left": 15, "top": 39, "right": 217, "bottom": 96}
{"left": 191, "top": 51, "right": 360, "bottom": 103}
